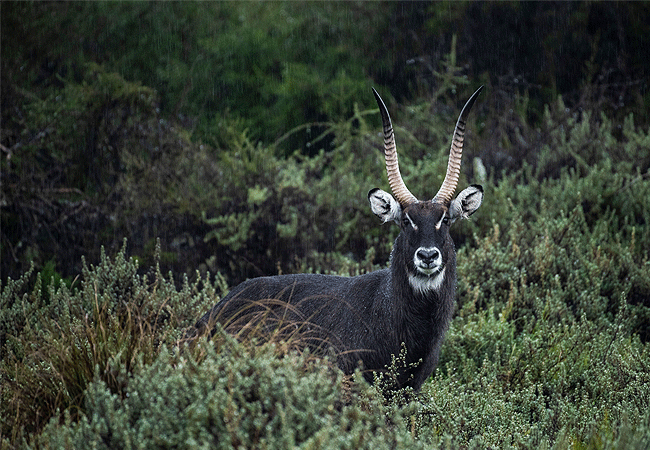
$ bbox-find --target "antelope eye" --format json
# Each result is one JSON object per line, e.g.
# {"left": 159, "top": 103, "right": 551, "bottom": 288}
{"left": 442, "top": 216, "right": 450, "bottom": 225}
{"left": 402, "top": 214, "right": 418, "bottom": 230}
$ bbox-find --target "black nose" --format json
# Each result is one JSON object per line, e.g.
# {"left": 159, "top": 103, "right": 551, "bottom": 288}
{"left": 417, "top": 248, "right": 440, "bottom": 265}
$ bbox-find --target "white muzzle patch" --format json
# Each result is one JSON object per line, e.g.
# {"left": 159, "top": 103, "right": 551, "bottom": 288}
{"left": 413, "top": 247, "right": 442, "bottom": 275}
{"left": 409, "top": 246, "right": 445, "bottom": 294}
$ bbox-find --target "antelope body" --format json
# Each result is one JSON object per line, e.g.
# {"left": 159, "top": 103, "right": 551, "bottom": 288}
{"left": 193, "top": 87, "right": 484, "bottom": 390}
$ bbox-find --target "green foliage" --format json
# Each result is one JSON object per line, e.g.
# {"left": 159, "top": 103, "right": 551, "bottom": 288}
{"left": 0, "top": 245, "right": 427, "bottom": 449}
{"left": 3, "top": 2, "right": 384, "bottom": 150}
{"left": 432, "top": 206, "right": 650, "bottom": 446}
{"left": 37, "top": 260, "right": 71, "bottom": 295}
{"left": 18, "top": 62, "right": 157, "bottom": 193}
{"left": 0, "top": 58, "right": 209, "bottom": 280}
{"left": 199, "top": 103, "right": 390, "bottom": 281}
{"left": 27, "top": 340, "right": 429, "bottom": 450}
{"left": 428, "top": 289, "right": 650, "bottom": 448}
{"left": 0, "top": 241, "right": 221, "bottom": 443}
{"left": 2, "top": 230, "right": 648, "bottom": 449}
{"left": 414, "top": 94, "right": 650, "bottom": 447}
{"left": 4, "top": 0, "right": 650, "bottom": 287}
{"left": 193, "top": 2, "right": 377, "bottom": 148}
{"left": 8, "top": 2, "right": 647, "bottom": 153}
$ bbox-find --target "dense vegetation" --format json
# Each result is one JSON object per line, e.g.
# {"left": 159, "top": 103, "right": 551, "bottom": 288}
{"left": 2, "top": 2, "right": 649, "bottom": 449}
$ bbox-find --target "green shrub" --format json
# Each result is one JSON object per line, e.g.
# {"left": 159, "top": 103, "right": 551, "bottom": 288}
{"left": 0, "top": 241, "right": 221, "bottom": 443}
{"left": 28, "top": 339, "right": 433, "bottom": 450}
{"left": 423, "top": 105, "right": 650, "bottom": 447}
{"left": 2, "top": 196, "right": 649, "bottom": 449}
{"left": 200, "top": 105, "right": 389, "bottom": 282}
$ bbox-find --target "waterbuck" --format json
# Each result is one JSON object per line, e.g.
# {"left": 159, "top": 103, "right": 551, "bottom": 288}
{"left": 192, "top": 87, "right": 484, "bottom": 391}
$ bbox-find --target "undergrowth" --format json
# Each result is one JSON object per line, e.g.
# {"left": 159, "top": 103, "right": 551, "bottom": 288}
{"left": 2, "top": 152, "right": 649, "bottom": 448}
{"left": 2, "top": 80, "right": 649, "bottom": 450}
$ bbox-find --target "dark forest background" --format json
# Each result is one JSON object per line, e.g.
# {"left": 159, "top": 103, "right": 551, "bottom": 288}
{"left": 2, "top": 1, "right": 648, "bottom": 287}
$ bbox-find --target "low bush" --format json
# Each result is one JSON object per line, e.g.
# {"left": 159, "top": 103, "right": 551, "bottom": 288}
{"left": 1, "top": 243, "right": 430, "bottom": 450}
{"left": 3, "top": 145, "right": 649, "bottom": 448}
{"left": 0, "top": 241, "right": 220, "bottom": 443}
{"left": 28, "top": 340, "right": 433, "bottom": 450}
{"left": 3, "top": 86, "right": 650, "bottom": 448}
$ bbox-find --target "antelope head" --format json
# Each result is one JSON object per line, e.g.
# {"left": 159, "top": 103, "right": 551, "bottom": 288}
{"left": 368, "top": 87, "right": 484, "bottom": 294}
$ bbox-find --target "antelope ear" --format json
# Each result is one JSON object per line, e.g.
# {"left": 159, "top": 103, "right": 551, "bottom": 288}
{"left": 448, "top": 185, "right": 483, "bottom": 223}
{"left": 368, "top": 188, "right": 402, "bottom": 224}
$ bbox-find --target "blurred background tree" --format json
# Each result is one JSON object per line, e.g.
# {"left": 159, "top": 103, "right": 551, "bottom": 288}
{"left": 2, "top": 1, "right": 649, "bottom": 286}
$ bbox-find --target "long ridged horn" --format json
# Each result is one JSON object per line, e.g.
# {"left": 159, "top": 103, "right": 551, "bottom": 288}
{"left": 432, "top": 86, "right": 483, "bottom": 205}
{"left": 372, "top": 88, "right": 418, "bottom": 207}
